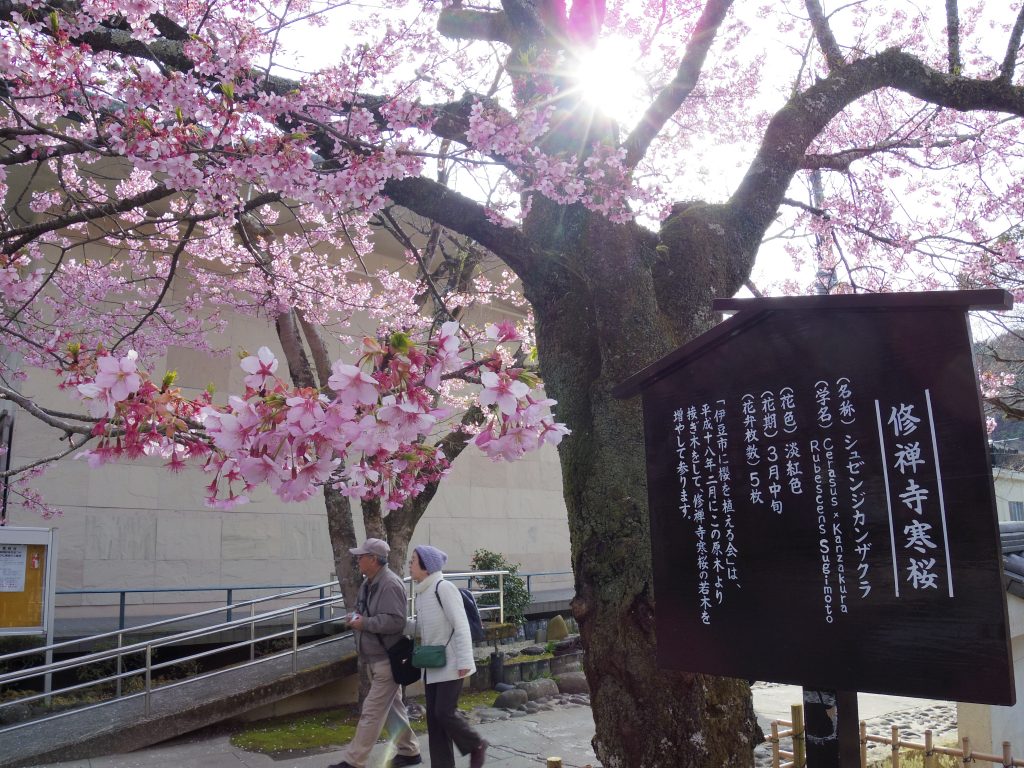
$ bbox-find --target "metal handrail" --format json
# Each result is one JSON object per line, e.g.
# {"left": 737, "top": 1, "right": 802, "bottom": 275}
{"left": 50, "top": 569, "right": 573, "bottom": 630}
{"left": 0, "top": 569, "right": 511, "bottom": 732}
{"left": 57, "top": 583, "right": 328, "bottom": 629}
{"left": 0, "top": 593, "right": 344, "bottom": 687}
{"left": 522, "top": 570, "right": 573, "bottom": 593}
{"left": 2, "top": 580, "right": 341, "bottom": 665}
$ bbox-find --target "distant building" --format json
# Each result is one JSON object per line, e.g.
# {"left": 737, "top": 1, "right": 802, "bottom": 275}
{"left": 993, "top": 466, "right": 1024, "bottom": 523}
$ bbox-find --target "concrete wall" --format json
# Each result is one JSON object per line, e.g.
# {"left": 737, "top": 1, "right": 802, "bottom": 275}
{"left": 992, "top": 468, "right": 1024, "bottom": 523}
{"left": 958, "top": 594, "right": 1024, "bottom": 756}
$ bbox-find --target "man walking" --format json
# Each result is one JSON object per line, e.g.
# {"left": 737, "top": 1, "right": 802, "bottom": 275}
{"left": 328, "top": 538, "right": 421, "bottom": 768}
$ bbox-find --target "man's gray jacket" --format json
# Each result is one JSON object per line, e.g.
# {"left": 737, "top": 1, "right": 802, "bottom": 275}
{"left": 354, "top": 565, "right": 408, "bottom": 663}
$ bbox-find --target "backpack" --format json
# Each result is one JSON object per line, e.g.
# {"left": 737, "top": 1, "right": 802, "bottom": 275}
{"left": 435, "top": 581, "right": 487, "bottom": 643}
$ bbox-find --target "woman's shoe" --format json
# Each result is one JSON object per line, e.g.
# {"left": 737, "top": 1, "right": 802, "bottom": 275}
{"left": 469, "top": 740, "right": 488, "bottom": 768}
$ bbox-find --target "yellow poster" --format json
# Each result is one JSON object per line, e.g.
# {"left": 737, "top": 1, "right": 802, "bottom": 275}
{"left": 0, "top": 544, "right": 46, "bottom": 629}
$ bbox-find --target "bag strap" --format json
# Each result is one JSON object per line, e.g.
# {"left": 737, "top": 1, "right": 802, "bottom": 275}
{"left": 434, "top": 581, "right": 456, "bottom": 647}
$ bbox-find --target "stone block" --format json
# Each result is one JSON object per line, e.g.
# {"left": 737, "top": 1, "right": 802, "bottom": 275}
{"left": 554, "top": 671, "right": 590, "bottom": 695}
{"left": 515, "top": 678, "right": 559, "bottom": 701}
{"left": 155, "top": 514, "right": 222, "bottom": 561}
{"left": 221, "top": 514, "right": 283, "bottom": 559}
{"left": 546, "top": 614, "right": 569, "bottom": 641}
{"left": 84, "top": 512, "right": 156, "bottom": 561}
{"left": 493, "top": 688, "right": 528, "bottom": 709}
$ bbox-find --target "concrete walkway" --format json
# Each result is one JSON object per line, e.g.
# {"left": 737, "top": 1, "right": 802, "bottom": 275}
{"left": 27, "top": 704, "right": 599, "bottom": 768}
{"left": 23, "top": 684, "right": 956, "bottom": 768}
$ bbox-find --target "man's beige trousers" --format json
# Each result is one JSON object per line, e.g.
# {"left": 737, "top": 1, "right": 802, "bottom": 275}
{"left": 341, "top": 658, "right": 420, "bottom": 767}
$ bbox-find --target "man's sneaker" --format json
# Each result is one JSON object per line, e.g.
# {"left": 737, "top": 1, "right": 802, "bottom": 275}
{"left": 469, "top": 740, "right": 488, "bottom": 768}
{"left": 390, "top": 754, "right": 423, "bottom": 768}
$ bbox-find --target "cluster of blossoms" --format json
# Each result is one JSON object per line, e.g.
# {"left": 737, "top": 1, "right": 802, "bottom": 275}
{"left": 66, "top": 322, "right": 567, "bottom": 510}
{"left": 0, "top": 254, "right": 44, "bottom": 305}
{"left": 466, "top": 100, "right": 643, "bottom": 223}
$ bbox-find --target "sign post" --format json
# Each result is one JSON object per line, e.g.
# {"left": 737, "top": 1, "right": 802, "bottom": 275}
{"left": 614, "top": 290, "right": 1017, "bottom": 767}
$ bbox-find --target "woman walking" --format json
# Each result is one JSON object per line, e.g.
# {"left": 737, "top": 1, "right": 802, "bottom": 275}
{"left": 408, "top": 545, "right": 488, "bottom": 768}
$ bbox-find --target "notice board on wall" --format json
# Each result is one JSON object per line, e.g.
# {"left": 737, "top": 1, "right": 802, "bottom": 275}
{"left": 614, "top": 290, "right": 1016, "bottom": 705}
{"left": 0, "top": 527, "right": 57, "bottom": 635}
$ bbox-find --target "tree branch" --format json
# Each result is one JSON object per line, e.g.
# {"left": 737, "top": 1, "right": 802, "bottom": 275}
{"left": 1002, "top": 4, "right": 1024, "bottom": 81}
{"left": 1, "top": 185, "right": 175, "bottom": 255}
{"left": 799, "top": 130, "right": 986, "bottom": 171}
{"left": 3, "top": 434, "right": 93, "bottom": 478}
{"left": 0, "top": 385, "right": 93, "bottom": 435}
{"left": 111, "top": 219, "right": 196, "bottom": 352}
{"left": 728, "top": 49, "right": 1024, "bottom": 254}
{"left": 986, "top": 395, "right": 1024, "bottom": 422}
{"left": 622, "top": 0, "right": 734, "bottom": 169}
{"left": 382, "top": 176, "right": 538, "bottom": 278}
{"left": 275, "top": 309, "right": 316, "bottom": 389}
{"left": 379, "top": 209, "right": 456, "bottom": 322}
{"left": 945, "top": 0, "right": 961, "bottom": 75}
{"left": 295, "top": 310, "right": 333, "bottom": 389}
{"left": 804, "top": 0, "right": 845, "bottom": 70}
{"left": 438, "top": 7, "right": 511, "bottom": 43}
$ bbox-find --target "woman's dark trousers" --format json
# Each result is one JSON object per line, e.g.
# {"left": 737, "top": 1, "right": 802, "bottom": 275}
{"left": 425, "top": 678, "right": 483, "bottom": 768}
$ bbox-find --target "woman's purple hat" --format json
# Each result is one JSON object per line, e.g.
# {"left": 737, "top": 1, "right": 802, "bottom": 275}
{"left": 415, "top": 545, "right": 448, "bottom": 574}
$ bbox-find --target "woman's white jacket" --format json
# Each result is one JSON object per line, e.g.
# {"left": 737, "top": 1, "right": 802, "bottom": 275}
{"left": 406, "top": 570, "right": 476, "bottom": 684}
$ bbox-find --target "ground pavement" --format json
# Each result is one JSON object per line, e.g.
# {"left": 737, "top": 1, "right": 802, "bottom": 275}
{"left": 24, "top": 684, "right": 955, "bottom": 768}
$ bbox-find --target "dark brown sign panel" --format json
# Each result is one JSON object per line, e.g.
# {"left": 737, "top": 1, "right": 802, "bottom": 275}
{"left": 615, "top": 291, "right": 1015, "bottom": 705}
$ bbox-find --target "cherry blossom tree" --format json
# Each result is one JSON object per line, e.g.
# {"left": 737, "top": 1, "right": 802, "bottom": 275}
{"left": 3, "top": 0, "right": 1024, "bottom": 765}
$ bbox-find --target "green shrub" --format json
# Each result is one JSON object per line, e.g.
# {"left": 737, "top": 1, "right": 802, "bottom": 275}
{"left": 469, "top": 548, "right": 530, "bottom": 626}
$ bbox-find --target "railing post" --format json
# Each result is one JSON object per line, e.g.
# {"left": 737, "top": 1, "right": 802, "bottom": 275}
{"left": 292, "top": 608, "right": 299, "bottom": 673}
{"left": 226, "top": 588, "right": 233, "bottom": 623}
{"left": 1002, "top": 740, "right": 1013, "bottom": 768}
{"left": 924, "top": 730, "right": 935, "bottom": 768}
{"left": 144, "top": 644, "right": 153, "bottom": 716}
{"left": 791, "top": 704, "right": 805, "bottom": 768}
{"left": 891, "top": 724, "right": 900, "bottom": 768}
{"left": 250, "top": 603, "right": 256, "bottom": 662}
{"left": 319, "top": 587, "right": 325, "bottom": 622}
{"left": 116, "top": 632, "right": 123, "bottom": 698}
{"left": 498, "top": 572, "right": 505, "bottom": 624}
{"left": 961, "top": 736, "right": 971, "bottom": 765}
{"left": 860, "top": 721, "right": 868, "bottom": 768}
{"left": 119, "top": 591, "right": 127, "bottom": 630}
{"left": 770, "top": 720, "right": 781, "bottom": 768}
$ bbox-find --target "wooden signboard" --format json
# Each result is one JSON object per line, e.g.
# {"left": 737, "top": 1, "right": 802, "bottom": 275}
{"left": 614, "top": 290, "right": 1015, "bottom": 705}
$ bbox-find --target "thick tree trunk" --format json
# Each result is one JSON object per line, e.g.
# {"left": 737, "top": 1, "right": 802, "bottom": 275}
{"left": 523, "top": 205, "right": 760, "bottom": 767}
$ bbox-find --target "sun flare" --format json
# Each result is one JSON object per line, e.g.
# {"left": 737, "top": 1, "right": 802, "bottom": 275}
{"left": 571, "top": 36, "right": 648, "bottom": 123}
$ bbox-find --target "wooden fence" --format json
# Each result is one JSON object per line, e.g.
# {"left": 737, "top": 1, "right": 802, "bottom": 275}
{"left": 768, "top": 704, "right": 1024, "bottom": 768}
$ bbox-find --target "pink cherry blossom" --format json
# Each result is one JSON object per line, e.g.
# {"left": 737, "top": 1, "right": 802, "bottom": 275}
{"left": 95, "top": 351, "right": 142, "bottom": 402}
{"left": 240, "top": 347, "right": 279, "bottom": 390}
{"left": 479, "top": 371, "right": 531, "bottom": 417}
{"left": 486, "top": 321, "right": 521, "bottom": 343}
{"left": 327, "top": 362, "right": 379, "bottom": 406}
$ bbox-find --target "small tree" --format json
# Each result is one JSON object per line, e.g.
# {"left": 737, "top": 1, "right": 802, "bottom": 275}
{"left": 470, "top": 548, "right": 531, "bottom": 627}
